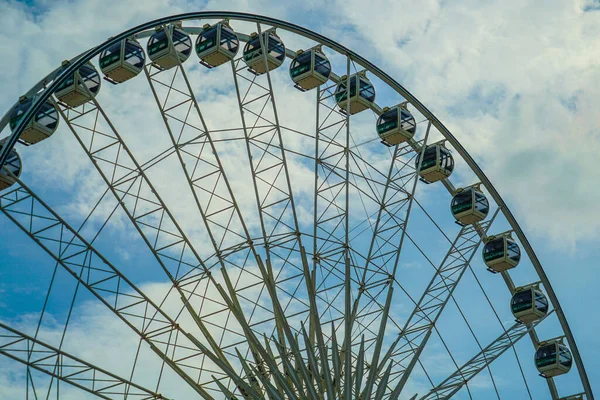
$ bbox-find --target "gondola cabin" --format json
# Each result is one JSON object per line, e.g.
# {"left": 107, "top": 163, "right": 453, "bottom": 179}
{"left": 147, "top": 24, "right": 192, "bottom": 70}
{"left": 450, "top": 185, "right": 489, "bottom": 225}
{"left": 415, "top": 142, "right": 454, "bottom": 183}
{"left": 99, "top": 38, "right": 145, "bottom": 83}
{"left": 535, "top": 339, "right": 572, "bottom": 378}
{"left": 482, "top": 234, "right": 521, "bottom": 273}
{"left": 9, "top": 96, "right": 59, "bottom": 145}
{"left": 289, "top": 46, "right": 331, "bottom": 91}
{"left": 334, "top": 71, "right": 375, "bottom": 115}
{"left": 55, "top": 61, "right": 101, "bottom": 108}
{"left": 196, "top": 21, "right": 239, "bottom": 68}
{"left": 511, "top": 285, "right": 549, "bottom": 324}
{"left": 243, "top": 30, "right": 286, "bottom": 74}
{"left": 0, "top": 146, "right": 22, "bottom": 191}
{"left": 377, "top": 104, "right": 416, "bottom": 146}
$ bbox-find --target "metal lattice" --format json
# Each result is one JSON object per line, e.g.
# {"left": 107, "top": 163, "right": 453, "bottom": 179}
{"left": 0, "top": 12, "right": 593, "bottom": 400}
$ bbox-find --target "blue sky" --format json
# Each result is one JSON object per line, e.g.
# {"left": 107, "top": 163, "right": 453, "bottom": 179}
{"left": 0, "top": 0, "right": 599, "bottom": 398}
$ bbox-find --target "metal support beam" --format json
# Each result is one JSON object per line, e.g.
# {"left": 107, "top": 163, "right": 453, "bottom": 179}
{"left": 228, "top": 24, "right": 320, "bottom": 396}
{"left": 382, "top": 210, "right": 498, "bottom": 394}
{"left": 51, "top": 82, "right": 266, "bottom": 395}
{"left": 359, "top": 128, "right": 432, "bottom": 400}
{"left": 0, "top": 322, "right": 166, "bottom": 400}
{"left": 0, "top": 180, "right": 251, "bottom": 400}
{"left": 420, "top": 311, "right": 554, "bottom": 400}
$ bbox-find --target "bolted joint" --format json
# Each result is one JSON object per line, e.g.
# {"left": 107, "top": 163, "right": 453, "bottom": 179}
{"left": 359, "top": 282, "right": 366, "bottom": 293}
{"left": 387, "top": 273, "right": 394, "bottom": 282}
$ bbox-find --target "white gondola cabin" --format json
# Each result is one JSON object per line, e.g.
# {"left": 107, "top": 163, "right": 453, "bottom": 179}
{"left": 377, "top": 104, "right": 416, "bottom": 146}
{"left": 9, "top": 96, "right": 59, "bottom": 145}
{"left": 196, "top": 20, "right": 239, "bottom": 68}
{"left": 147, "top": 24, "right": 192, "bottom": 70}
{"left": 289, "top": 46, "right": 331, "bottom": 91}
{"left": 415, "top": 141, "right": 454, "bottom": 183}
{"left": 0, "top": 146, "right": 22, "bottom": 191}
{"left": 334, "top": 71, "right": 375, "bottom": 115}
{"left": 482, "top": 233, "right": 521, "bottom": 273}
{"left": 535, "top": 338, "right": 572, "bottom": 378}
{"left": 511, "top": 284, "right": 549, "bottom": 324}
{"left": 99, "top": 38, "right": 145, "bottom": 84}
{"left": 243, "top": 29, "right": 286, "bottom": 74}
{"left": 450, "top": 185, "right": 489, "bottom": 225}
{"left": 55, "top": 61, "right": 101, "bottom": 108}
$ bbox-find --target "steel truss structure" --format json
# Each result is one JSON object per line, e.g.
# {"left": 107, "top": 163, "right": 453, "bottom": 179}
{"left": 0, "top": 322, "right": 165, "bottom": 399}
{"left": 0, "top": 11, "right": 593, "bottom": 400}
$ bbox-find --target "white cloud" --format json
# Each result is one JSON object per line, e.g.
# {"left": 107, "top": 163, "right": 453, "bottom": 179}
{"left": 329, "top": 0, "right": 600, "bottom": 249}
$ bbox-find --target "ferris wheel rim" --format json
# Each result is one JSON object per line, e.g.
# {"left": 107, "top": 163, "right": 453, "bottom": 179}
{"left": 0, "top": 11, "right": 592, "bottom": 399}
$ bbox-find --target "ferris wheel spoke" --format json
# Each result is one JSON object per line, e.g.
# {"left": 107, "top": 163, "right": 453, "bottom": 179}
{"left": 416, "top": 195, "right": 562, "bottom": 398}
{"left": 312, "top": 64, "right": 354, "bottom": 383}
{"left": 219, "top": 257, "right": 323, "bottom": 399}
{"left": 419, "top": 311, "right": 554, "bottom": 400}
{"left": 318, "top": 156, "right": 390, "bottom": 208}
{"left": 221, "top": 23, "right": 351, "bottom": 397}
{"left": 347, "top": 134, "right": 420, "bottom": 204}
{"left": 229, "top": 62, "right": 303, "bottom": 254}
{"left": 354, "top": 140, "right": 423, "bottom": 283}
{"left": 22, "top": 186, "right": 130, "bottom": 399}
{"left": 226, "top": 69, "right": 324, "bottom": 390}
{"left": 143, "top": 49, "right": 283, "bottom": 347}
{"left": 228, "top": 24, "right": 318, "bottom": 348}
{"left": 52, "top": 77, "right": 284, "bottom": 395}
{"left": 398, "top": 232, "right": 506, "bottom": 397}
{"left": 347, "top": 154, "right": 387, "bottom": 202}
{"left": 399, "top": 219, "right": 543, "bottom": 399}
{"left": 356, "top": 164, "right": 425, "bottom": 397}
{"left": 0, "top": 180, "right": 247, "bottom": 399}
{"left": 0, "top": 322, "right": 165, "bottom": 400}
{"left": 463, "top": 256, "right": 537, "bottom": 397}
{"left": 402, "top": 138, "right": 563, "bottom": 398}
{"left": 54, "top": 98, "right": 212, "bottom": 317}
{"left": 411, "top": 191, "right": 560, "bottom": 398}
{"left": 375, "top": 209, "right": 498, "bottom": 397}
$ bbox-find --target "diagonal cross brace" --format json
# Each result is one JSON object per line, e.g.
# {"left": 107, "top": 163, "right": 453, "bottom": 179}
{"left": 420, "top": 310, "right": 554, "bottom": 400}
{"left": 0, "top": 181, "right": 252, "bottom": 400}
{"left": 380, "top": 210, "right": 498, "bottom": 395}
{"left": 0, "top": 322, "right": 167, "bottom": 400}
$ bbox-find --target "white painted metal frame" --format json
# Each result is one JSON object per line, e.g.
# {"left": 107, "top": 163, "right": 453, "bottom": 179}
{"left": 0, "top": 12, "right": 592, "bottom": 400}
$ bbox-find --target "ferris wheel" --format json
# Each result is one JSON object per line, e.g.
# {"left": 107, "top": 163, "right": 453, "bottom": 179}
{"left": 0, "top": 11, "right": 594, "bottom": 400}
